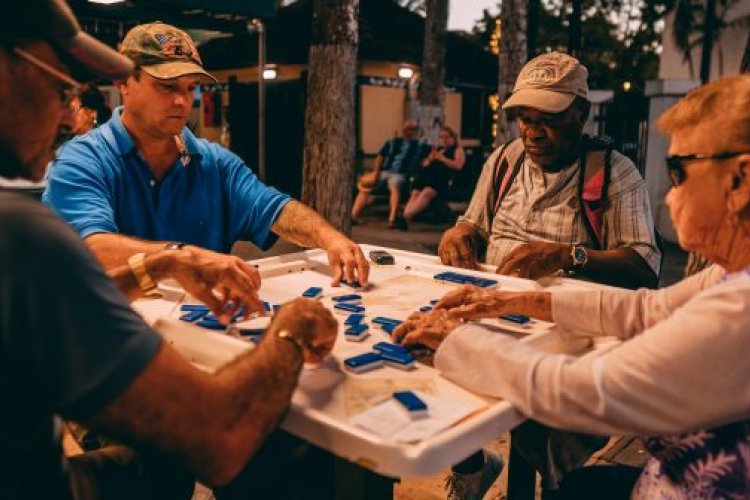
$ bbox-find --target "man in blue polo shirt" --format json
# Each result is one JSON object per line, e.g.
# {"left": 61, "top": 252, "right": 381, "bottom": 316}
{"left": 44, "top": 22, "right": 369, "bottom": 298}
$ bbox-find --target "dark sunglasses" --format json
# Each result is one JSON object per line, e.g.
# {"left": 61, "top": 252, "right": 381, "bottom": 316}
{"left": 665, "top": 151, "right": 750, "bottom": 187}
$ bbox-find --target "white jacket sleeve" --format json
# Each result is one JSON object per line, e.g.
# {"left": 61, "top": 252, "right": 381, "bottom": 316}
{"left": 551, "top": 265, "right": 724, "bottom": 340}
{"left": 435, "top": 268, "right": 750, "bottom": 436}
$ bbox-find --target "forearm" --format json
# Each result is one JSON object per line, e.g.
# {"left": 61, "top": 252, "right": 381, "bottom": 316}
{"left": 578, "top": 247, "right": 657, "bottom": 289}
{"left": 373, "top": 155, "right": 384, "bottom": 174}
{"left": 202, "top": 329, "right": 304, "bottom": 482}
{"left": 107, "top": 250, "right": 190, "bottom": 302}
{"left": 500, "top": 291, "right": 553, "bottom": 322}
{"left": 271, "top": 200, "right": 338, "bottom": 248}
{"left": 88, "top": 331, "right": 304, "bottom": 486}
{"left": 437, "top": 304, "right": 750, "bottom": 437}
{"left": 86, "top": 233, "right": 171, "bottom": 269}
{"left": 441, "top": 153, "right": 465, "bottom": 170}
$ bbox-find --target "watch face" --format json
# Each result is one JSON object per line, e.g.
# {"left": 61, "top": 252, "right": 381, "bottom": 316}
{"left": 574, "top": 246, "right": 587, "bottom": 264}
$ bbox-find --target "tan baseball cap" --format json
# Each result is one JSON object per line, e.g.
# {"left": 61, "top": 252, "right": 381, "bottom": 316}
{"left": 120, "top": 22, "right": 217, "bottom": 82}
{"left": 503, "top": 52, "right": 588, "bottom": 113}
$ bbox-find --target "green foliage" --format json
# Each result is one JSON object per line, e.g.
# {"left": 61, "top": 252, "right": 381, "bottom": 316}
{"left": 470, "top": 0, "right": 676, "bottom": 90}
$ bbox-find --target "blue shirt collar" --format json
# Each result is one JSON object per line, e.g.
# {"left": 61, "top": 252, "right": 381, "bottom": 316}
{"left": 106, "top": 106, "right": 202, "bottom": 160}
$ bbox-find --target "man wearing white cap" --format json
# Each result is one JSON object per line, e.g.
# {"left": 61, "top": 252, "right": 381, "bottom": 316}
{"left": 439, "top": 52, "right": 660, "bottom": 290}
{"left": 440, "top": 52, "right": 660, "bottom": 499}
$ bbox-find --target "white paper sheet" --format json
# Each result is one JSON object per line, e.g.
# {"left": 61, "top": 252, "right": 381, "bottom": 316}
{"left": 350, "top": 391, "right": 481, "bottom": 443}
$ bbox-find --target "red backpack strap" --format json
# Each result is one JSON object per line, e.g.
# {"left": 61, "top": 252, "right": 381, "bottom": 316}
{"left": 491, "top": 139, "right": 525, "bottom": 214}
{"left": 578, "top": 136, "right": 612, "bottom": 250}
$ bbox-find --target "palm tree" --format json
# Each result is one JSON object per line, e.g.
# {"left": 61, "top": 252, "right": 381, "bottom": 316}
{"left": 670, "top": 0, "right": 744, "bottom": 82}
{"left": 419, "top": 0, "right": 449, "bottom": 145}
{"left": 301, "top": 0, "right": 360, "bottom": 234}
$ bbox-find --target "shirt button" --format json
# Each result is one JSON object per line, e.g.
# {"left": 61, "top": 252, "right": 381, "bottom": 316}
{"left": 150, "top": 179, "right": 156, "bottom": 187}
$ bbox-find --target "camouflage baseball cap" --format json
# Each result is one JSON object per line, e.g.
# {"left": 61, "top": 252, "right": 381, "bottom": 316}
{"left": 120, "top": 22, "right": 216, "bottom": 82}
{"left": 503, "top": 52, "right": 588, "bottom": 113}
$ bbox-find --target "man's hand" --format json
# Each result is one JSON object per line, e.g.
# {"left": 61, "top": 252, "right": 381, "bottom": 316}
{"left": 496, "top": 242, "right": 572, "bottom": 279}
{"left": 322, "top": 234, "right": 370, "bottom": 287}
{"left": 149, "top": 248, "right": 264, "bottom": 323}
{"left": 271, "top": 298, "right": 338, "bottom": 363}
{"left": 391, "top": 309, "right": 462, "bottom": 351}
{"left": 438, "top": 224, "right": 481, "bottom": 269}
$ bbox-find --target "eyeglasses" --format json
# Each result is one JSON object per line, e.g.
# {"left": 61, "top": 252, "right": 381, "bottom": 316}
{"left": 13, "top": 47, "right": 82, "bottom": 107}
{"left": 665, "top": 151, "right": 750, "bottom": 187}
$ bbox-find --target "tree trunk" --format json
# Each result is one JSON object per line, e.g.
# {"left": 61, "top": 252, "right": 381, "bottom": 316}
{"left": 568, "top": 0, "right": 582, "bottom": 58}
{"left": 301, "top": 0, "right": 359, "bottom": 235}
{"left": 495, "top": 0, "right": 527, "bottom": 147}
{"left": 419, "top": 0, "right": 449, "bottom": 146}
{"left": 527, "top": 0, "right": 540, "bottom": 58}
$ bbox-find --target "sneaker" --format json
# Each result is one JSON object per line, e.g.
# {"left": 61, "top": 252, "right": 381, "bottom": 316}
{"left": 445, "top": 450, "right": 503, "bottom": 500}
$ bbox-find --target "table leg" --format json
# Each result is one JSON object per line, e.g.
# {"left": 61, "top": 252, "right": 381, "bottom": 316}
{"left": 507, "top": 441, "right": 536, "bottom": 500}
{"left": 334, "top": 457, "right": 395, "bottom": 500}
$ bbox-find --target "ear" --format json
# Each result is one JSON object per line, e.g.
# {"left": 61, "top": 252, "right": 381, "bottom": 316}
{"left": 115, "top": 78, "right": 129, "bottom": 96}
{"left": 726, "top": 155, "right": 750, "bottom": 218}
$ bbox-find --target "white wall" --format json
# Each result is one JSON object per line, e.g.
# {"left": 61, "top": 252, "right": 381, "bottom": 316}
{"left": 644, "top": 79, "right": 701, "bottom": 242}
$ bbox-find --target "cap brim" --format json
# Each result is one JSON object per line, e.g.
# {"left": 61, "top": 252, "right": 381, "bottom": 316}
{"left": 63, "top": 31, "right": 134, "bottom": 81}
{"left": 142, "top": 62, "right": 217, "bottom": 83}
{"left": 502, "top": 89, "right": 576, "bottom": 113}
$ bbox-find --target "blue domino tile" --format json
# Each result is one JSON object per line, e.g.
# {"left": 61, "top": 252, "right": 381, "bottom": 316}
{"left": 372, "top": 316, "right": 402, "bottom": 326}
{"left": 500, "top": 314, "right": 530, "bottom": 324}
{"left": 381, "top": 322, "right": 401, "bottom": 335}
{"left": 344, "top": 314, "right": 365, "bottom": 325}
{"left": 196, "top": 319, "right": 226, "bottom": 330}
{"left": 334, "top": 303, "right": 365, "bottom": 314}
{"left": 332, "top": 294, "right": 362, "bottom": 304}
{"left": 344, "top": 352, "right": 384, "bottom": 373}
{"left": 180, "top": 309, "right": 208, "bottom": 322}
{"left": 180, "top": 304, "right": 210, "bottom": 312}
{"left": 345, "top": 324, "right": 369, "bottom": 336}
{"left": 302, "top": 287, "right": 323, "bottom": 299}
{"left": 372, "top": 342, "right": 409, "bottom": 355}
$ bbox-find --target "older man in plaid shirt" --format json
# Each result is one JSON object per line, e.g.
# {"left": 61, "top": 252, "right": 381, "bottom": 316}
{"left": 440, "top": 52, "right": 661, "bottom": 500}
{"left": 439, "top": 52, "right": 660, "bottom": 291}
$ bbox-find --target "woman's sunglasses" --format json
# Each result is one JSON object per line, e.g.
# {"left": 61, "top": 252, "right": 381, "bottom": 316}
{"left": 666, "top": 151, "right": 750, "bottom": 187}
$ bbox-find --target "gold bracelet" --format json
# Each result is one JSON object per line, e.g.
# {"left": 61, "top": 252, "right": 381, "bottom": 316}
{"left": 276, "top": 329, "right": 306, "bottom": 354}
{"left": 127, "top": 252, "right": 158, "bottom": 293}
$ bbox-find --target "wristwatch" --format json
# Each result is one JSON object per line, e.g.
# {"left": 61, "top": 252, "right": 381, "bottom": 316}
{"left": 127, "top": 252, "right": 158, "bottom": 293}
{"left": 569, "top": 245, "right": 588, "bottom": 271}
{"left": 164, "top": 241, "right": 186, "bottom": 251}
{"left": 277, "top": 329, "right": 306, "bottom": 354}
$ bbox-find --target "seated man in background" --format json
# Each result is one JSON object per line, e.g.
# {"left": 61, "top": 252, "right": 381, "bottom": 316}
{"left": 44, "top": 22, "right": 369, "bottom": 298}
{"left": 351, "top": 118, "right": 429, "bottom": 229}
{"left": 438, "top": 52, "right": 660, "bottom": 290}
{"left": 1, "top": 2, "right": 337, "bottom": 498}
{"left": 436, "top": 52, "right": 661, "bottom": 500}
